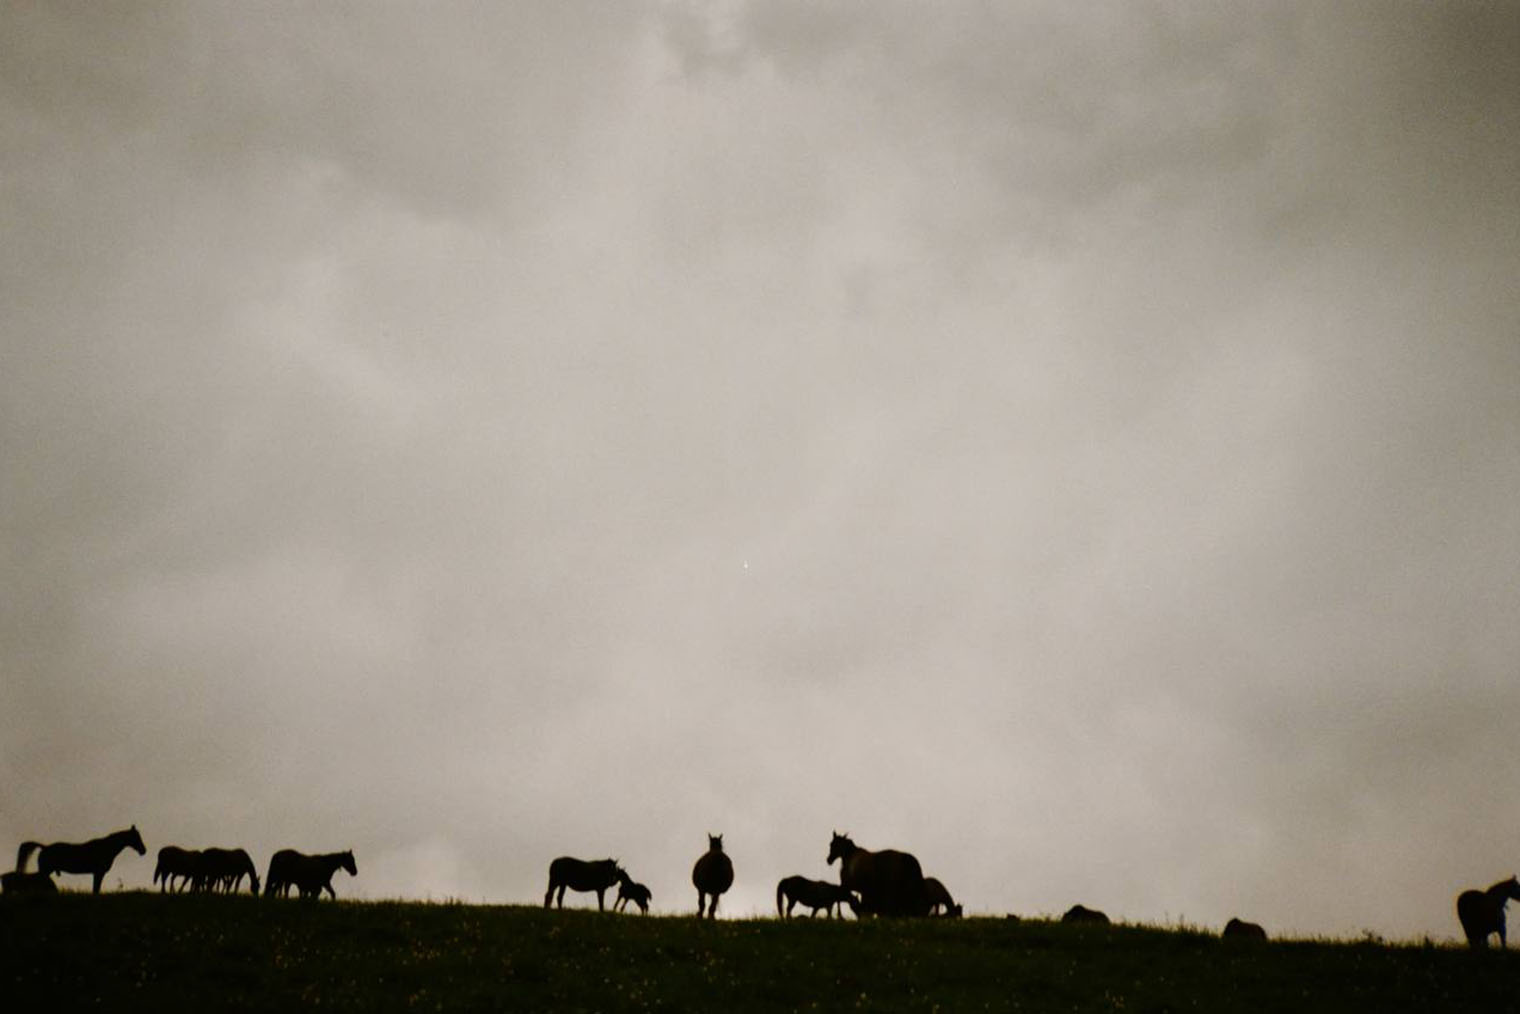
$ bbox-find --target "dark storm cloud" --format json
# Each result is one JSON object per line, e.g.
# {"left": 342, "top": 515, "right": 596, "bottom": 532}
{"left": 2, "top": 2, "right": 1516, "bottom": 937}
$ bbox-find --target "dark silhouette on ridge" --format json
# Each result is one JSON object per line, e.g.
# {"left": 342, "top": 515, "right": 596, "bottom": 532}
{"left": 544, "top": 857, "right": 624, "bottom": 911}
{"left": 197, "top": 847, "right": 261, "bottom": 894}
{"left": 1222, "top": 917, "right": 1267, "bottom": 941}
{"left": 776, "top": 875, "right": 855, "bottom": 918}
{"left": 923, "top": 876, "right": 962, "bottom": 917}
{"left": 692, "top": 834, "right": 733, "bottom": 919}
{"left": 827, "top": 831, "right": 927, "bottom": 917}
{"left": 1456, "top": 876, "right": 1520, "bottom": 949}
{"left": 16, "top": 826, "right": 146, "bottom": 894}
{"left": 615, "top": 871, "right": 652, "bottom": 914}
{"left": 0, "top": 871, "right": 57, "bottom": 895}
{"left": 1061, "top": 904, "right": 1110, "bottom": 925}
{"left": 154, "top": 846, "right": 201, "bottom": 892}
{"left": 264, "top": 849, "right": 356, "bottom": 899}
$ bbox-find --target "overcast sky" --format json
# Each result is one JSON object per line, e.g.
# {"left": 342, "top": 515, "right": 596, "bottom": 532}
{"left": 3, "top": 1, "right": 1517, "bottom": 941}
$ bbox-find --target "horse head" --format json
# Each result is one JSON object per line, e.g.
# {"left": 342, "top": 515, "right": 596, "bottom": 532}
{"left": 341, "top": 851, "right": 358, "bottom": 877}
{"left": 707, "top": 834, "right": 724, "bottom": 852}
{"left": 1505, "top": 876, "right": 1520, "bottom": 902}
{"left": 127, "top": 825, "right": 147, "bottom": 855}
{"left": 827, "top": 832, "right": 854, "bottom": 866}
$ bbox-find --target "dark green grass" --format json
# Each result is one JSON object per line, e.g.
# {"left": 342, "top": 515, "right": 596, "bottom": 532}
{"left": 1, "top": 893, "right": 1514, "bottom": 1012}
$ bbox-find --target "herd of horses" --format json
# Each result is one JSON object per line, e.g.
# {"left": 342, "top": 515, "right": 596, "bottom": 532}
{"left": 6, "top": 825, "right": 1519, "bottom": 950}
{"left": 2, "top": 826, "right": 357, "bottom": 902}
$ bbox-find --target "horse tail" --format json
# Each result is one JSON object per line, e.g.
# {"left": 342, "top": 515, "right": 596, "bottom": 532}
{"left": 16, "top": 842, "right": 41, "bottom": 874}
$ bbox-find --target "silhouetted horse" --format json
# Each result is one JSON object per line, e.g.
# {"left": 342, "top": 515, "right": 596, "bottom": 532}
{"left": 827, "top": 832, "right": 926, "bottom": 917}
{"left": 1456, "top": 876, "right": 1520, "bottom": 949}
{"left": 154, "top": 846, "right": 202, "bottom": 893}
{"left": 1, "top": 871, "right": 57, "bottom": 895}
{"left": 264, "top": 849, "right": 356, "bottom": 900}
{"left": 544, "top": 857, "right": 624, "bottom": 911}
{"left": 16, "top": 825, "right": 146, "bottom": 894}
{"left": 924, "top": 877, "right": 962, "bottom": 917}
{"left": 692, "top": 834, "right": 733, "bottom": 919}
{"left": 1061, "top": 904, "right": 1110, "bottom": 925}
{"left": 1222, "top": 917, "right": 1267, "bottom": 941}
{"left": 197, "top": 847, "right": 260, "bottom": 894}
{"left": 615, "top": 871, "right": 652, "bottom": 914}
{"left": 776, "top": 876, "right": 854, "bottom": 918}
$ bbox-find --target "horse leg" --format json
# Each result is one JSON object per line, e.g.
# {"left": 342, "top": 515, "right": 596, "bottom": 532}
{"left": 696, "top": 890, "right": 706, "bottom": 917}
{"left": 92, "top": 871, "right": 104, "bottom": 895}
{"left": 596, "top": 888, "right": 605, "bottom": 912}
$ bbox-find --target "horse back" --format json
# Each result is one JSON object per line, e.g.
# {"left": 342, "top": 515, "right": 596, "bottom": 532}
{"left": 693, "top": 850, "right": 734, "bottom": 892}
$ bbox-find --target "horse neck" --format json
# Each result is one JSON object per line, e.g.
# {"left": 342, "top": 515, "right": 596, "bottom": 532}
{"left": 1489, "top": 880, "right": 1517, "bottom": 900}
{"left": 104, "top": 831, "right": 135, "bottom": 854}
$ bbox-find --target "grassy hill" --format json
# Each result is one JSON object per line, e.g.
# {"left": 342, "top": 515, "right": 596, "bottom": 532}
{"left": 2, "top": 893, "right": 1514, "bottom": 1012}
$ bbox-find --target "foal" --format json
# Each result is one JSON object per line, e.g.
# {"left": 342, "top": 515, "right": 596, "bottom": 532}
{"left": 776, "top": 876, "right": 854, "bottom": 918}
{"left": 615, "top": 871, "right": 652, "bottom": 914}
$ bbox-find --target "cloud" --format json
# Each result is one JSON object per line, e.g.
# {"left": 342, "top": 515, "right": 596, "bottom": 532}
{"left": 2, "top": 2, "right": 1516, "bottom": 939}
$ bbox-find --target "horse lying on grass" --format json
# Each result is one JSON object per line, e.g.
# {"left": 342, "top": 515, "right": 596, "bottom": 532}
{"left": 1061, "top": 904, "right": 1110, "bottom": 925}
{"left": 1, "top": 871, "right": 57, "bottom": 895}
{"left": 1222, "top": 917, "right": 1267, "bottom": 941}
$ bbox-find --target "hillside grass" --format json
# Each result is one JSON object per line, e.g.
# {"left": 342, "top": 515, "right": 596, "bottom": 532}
{"left": 2, "top": 893, "right": 1514, "bottom": 1012}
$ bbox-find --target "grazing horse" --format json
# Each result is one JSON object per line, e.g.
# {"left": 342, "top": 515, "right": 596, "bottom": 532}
{"left": 777, "top": 876, "right": 855, "bottom": 918}
{"left": 692, "top": 834, "right": 734, "bottom": 919}
{"left": 615, "top": 871, "right": 652, "bottom": 914}
{"left": 16, "top": 825, "right": 146, "bottom": 894}
{"left": 196, "top": 847, "right": 261, "bottom": 894}
{"left": 1456, "top": 876, "right": 1520, "bottom": 949}
{"left": 827, "top": 832, "right": 927, "bottom": 917}
{"left": 544, "top": 857, "right": 624, "bottom": 911}
{"left": 923, "top": 877, "right": 962, "bottom": 918}
{"left": 1222, "top": 917, "right": 1267, "bottom": 941}
{"left": 1061, "top": 904, "right": 1110, "bottom": 925}
{"left": 154, "top": 846, "right": 202, "bottom": 893}
{"left": 264, "top": 849, "right": 356, "bottom": 900}
{"left": 1, "top": 871, "right": 58, "bottom": 895}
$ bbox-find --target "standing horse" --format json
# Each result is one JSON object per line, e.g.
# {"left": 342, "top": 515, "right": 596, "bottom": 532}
{"left": 615, "top": 871, "right": 652, "bottom": 914}
{"left": 544, "top": 857, "right": 624, "bottom": 911}
{"left": 777, "top": 876, "right": 855, "bottom": 918}
{"left": 154, "top": 846, "right": 202, "bottom": 893}
{"left": 196, "top": 847, "right": 261, "bottom": 894}
{"left": 692, "top": 834, "right": 733, "bottom": 919}
{"left": 264, "top": 849, "right": 356, "bottom": 899}
{"left": 923, "top": 877, "right": 962, "bottom": 917}
{"left": 16, "top": 826, "right": 146, "bottom": 894}
{"left": 827, "top": 832, "right": 926, "bottom": 917}
{"left": 1456, "top": 876, "right": 1520, "bottom": 949}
